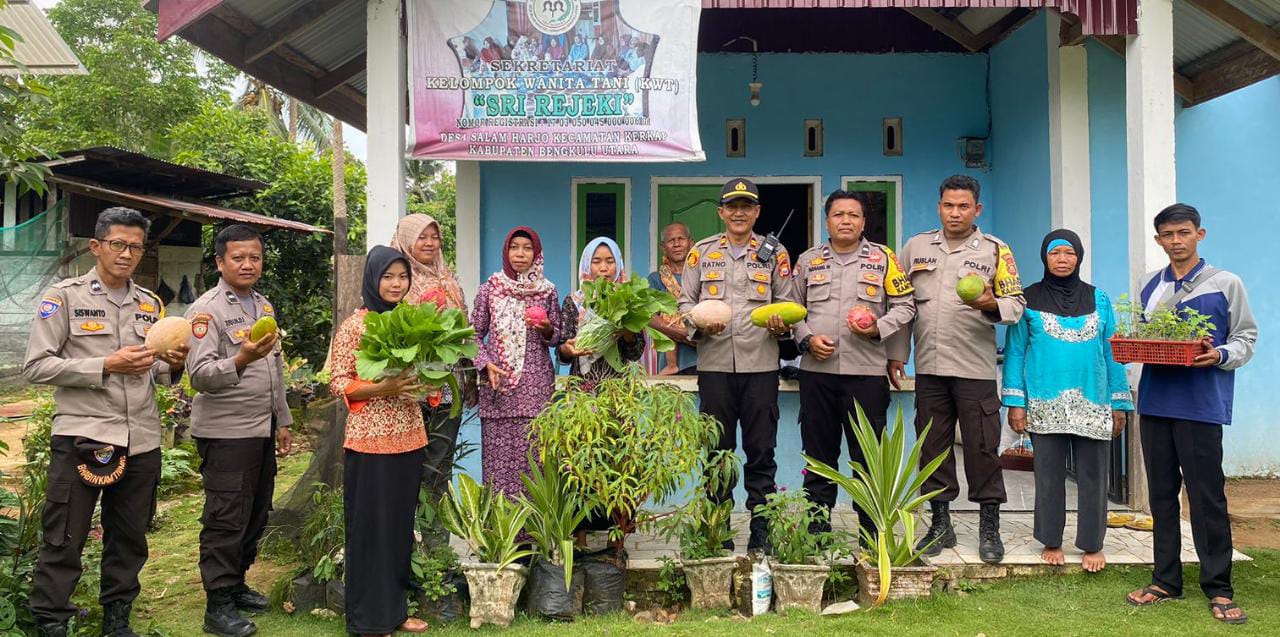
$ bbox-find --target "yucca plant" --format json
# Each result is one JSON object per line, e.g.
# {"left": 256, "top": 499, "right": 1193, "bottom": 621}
{"left": 803, "top": 403, "right": 949, "bottom": 606}
{"left": 438, "top": 474, "right": 533, "bottom": 569}
{"left": 520, "top": 455, "right": 589, "bottom": 588}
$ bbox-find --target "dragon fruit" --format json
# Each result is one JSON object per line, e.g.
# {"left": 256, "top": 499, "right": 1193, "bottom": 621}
{"left": 847, "top": 305, "right": 877, "bottom": 330}
{"left": 525, "top": 305, "right": 548, "bottom": 324}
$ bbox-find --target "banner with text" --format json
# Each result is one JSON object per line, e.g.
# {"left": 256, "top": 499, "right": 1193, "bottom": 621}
{"left": 408, "top": 0, "right": 703, "bottom": 162}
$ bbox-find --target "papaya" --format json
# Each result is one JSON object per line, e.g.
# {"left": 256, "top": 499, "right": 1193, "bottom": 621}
{"left": 956, "top": 274, "right": 986, "bottom": 302}
{"left": 250, "top": 316, "right": 278, "bottom": 341}
{"left": 689, "top": 300, "right": 732, "bottom": 329}
{"left": 145, "top": 316, "right": 192, "bottom": 352}
{"left": 750, "top": 301, "right": 807, "bottom": 327}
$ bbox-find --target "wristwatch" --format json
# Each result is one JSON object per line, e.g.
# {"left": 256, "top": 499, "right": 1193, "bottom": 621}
{"left": 798, "top": 334, "right": 813, "bottom": 353}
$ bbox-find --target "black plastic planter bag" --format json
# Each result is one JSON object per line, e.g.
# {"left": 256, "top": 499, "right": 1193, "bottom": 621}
{"left": 418, "top": 571, "right": 468, "bottom": 624}
{"left": 526, "top": 558, "right": 584, "bottom": 620}
{"left": 581, "top": 552, "right": 626, "bottom": 615}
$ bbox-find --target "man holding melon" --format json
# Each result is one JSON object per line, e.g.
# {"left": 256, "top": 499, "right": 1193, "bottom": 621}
{"left": 23, "top": 207, "right": 189, "bottom": 637}
{"left": 677, "top": 178, "right": 801, "bottom": 554}
{"left": 184, "top": 224, "right": 292, "bottom": 637}
{"left": 890, "top": 175, "right": 1026, "bottom": 565}
{"left": 791, "top": 190, "right": 916, "bottom": 540}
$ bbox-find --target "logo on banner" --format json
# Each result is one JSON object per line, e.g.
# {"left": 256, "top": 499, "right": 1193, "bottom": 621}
{"left": 529, "top": 0, "right": 580, "bottom": 35}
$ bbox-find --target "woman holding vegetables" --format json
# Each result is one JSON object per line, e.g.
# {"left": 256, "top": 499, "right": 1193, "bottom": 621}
{"left": 558, "top": 237, "right": 645, "bottom": 385}
{"left": 472, "top": 227, "right": 561, "bottom": 498}
{"left": 327, "top": 246, "right": 429, "bottom": 636}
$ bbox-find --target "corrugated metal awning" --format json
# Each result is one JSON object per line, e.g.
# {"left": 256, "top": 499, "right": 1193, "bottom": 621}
{"left": 701, "top": 1, "right": 1137, "bottom": 35}
{"left": 0, "top": 0, "right": 86, "bottom": 76}
{"left": 50, "top": 177, "right": 330, "bottom": 235}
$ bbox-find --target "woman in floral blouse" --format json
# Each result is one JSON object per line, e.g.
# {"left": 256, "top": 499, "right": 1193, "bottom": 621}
{"left": 328, "top": 246, "right": 428, "bottom": 636}
{"left": 471, "top": 227, "right": 561, "bottom": 498}
{"left": 1002, "top": 229, "right": 1133, "bottom": 573}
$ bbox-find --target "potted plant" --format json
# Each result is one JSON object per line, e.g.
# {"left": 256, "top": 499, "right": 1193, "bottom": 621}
{"left": 754, "top": 489, "right": 851, "bottom": 613}
{"left": 804, "top": 404, "right": 949, "bottom": 607}
{"left": 658, "top": 450, "right": 739, "bottom": 610}
{"left": 1110, "top": 294, "right": 1216, "bottom": 365}
{"left": 438, "top": 474, "right": 534, "bottom": 628}
{"left": 520, "top": 456, "right": 590, "bottom": 621}
{"left": 529, "top": 366, "right": 721, "bottom": 612}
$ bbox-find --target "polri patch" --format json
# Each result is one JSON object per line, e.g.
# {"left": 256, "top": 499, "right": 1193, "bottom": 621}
{"left": 192, "top": 313, "right": 212, "bottom": 339}
{"left": 39, "top": 297, "right": 62, "bottom": 319}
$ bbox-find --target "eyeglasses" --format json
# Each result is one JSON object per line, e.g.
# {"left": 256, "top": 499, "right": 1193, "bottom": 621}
{"left": 101, "top": 240, "right": 146, "bottom": 256}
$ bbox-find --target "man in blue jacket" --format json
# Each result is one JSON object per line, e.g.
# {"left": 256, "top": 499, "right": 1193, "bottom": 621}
{"left": 1124, "top": 204, "right": 1257, "bottom": 625}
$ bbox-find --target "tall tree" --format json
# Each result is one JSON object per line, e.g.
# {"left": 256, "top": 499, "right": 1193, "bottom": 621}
{"left": 0, "top": 0, "right": 52, "bottom": 195}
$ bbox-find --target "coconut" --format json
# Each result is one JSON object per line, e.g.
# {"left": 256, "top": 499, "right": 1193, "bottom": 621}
{"left": 956, "top": 274, "right": 986, "bottom": 302}
{"left": 689, "top": 300, "right": 732, "bottom": 329}
{"left": 145, "top": 316, "right": 192, "bottom": 352}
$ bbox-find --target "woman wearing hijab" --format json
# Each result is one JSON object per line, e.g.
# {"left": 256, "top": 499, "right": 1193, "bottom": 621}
{"left": 471, "top": 227, "right": 561, "bottom": 497}
{"left": 1001, "top": 229, "right": 1133, "bottom": 573}
{"left": 389, "top": 213, "right": 474, "bottom": 546}
{"left": 558, "top": 237, "right": 644, "bottom": 386}
{"left": 328, "top": 246, "right": 429, "bottom": 636}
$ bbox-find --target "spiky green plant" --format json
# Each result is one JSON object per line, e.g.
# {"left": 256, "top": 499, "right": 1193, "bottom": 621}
{"left": 520, "top": 455, "right": 589, "bottom": 588}
{"left": 438, "top": 474, "right": 533, "bottom": 569}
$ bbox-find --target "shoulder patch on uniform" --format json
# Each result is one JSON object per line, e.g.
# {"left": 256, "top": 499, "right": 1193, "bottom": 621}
{"left": 994, "top": 243, "right": 1023, "bottom": 297}
{"left": 191, "top": 313, "right": 212, "bottom": 339}
{"left": 39, "top": 296, "right": 62, "bottom": 319}
{"left": 776, "top": 249, "right": 791, "bottom": 278}
{"left": 686, "top": 248, "right": 700, "bottom": 268}
{"left": 883, "top": 247, "right": 915, "bottom": 297}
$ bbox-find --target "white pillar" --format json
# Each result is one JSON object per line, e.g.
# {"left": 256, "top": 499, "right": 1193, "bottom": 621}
{"left": 1047, "top": 12, "right": 1094, "bottom": 280}
{"left": 3, "top": 180, "right": 16, "bottom": 252}
{"left": 456, "top": 161, "right": 482, "bottom": 302}
{"left": 1126, "top": 0, "right": 1177, "bottom": 289}
{"left": 365, "top": 0, "right": 407, "bottom": 251}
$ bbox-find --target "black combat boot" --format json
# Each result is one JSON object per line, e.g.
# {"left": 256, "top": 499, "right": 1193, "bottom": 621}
{"left": 978, "top": 503, "right": 1005, "bottom": 564}
{"left": 915, "top": 500, "right": 957, "bottom": 556}
{"left": 203, "top": 587, "right": 257, "bottom": 637}
{"left": 100, "top": 601, "right": 140, "bottom": 637}
{"left": 36, "top": 621, "right": 68, "bottom": 637}
{"left": 747, "top": 516, "right": 771, "bottom": 555}
{"left": 230, "top": 583, "right": 270, "bottom": 615}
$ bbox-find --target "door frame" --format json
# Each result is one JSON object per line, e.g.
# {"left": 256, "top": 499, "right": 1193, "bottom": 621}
{"left": 648, "top": 175, "right": 823, "bottom": 273}
{"left": 840, "top": 175, "right": 904, "bottom": 250}
{"left": 570, "top": 177, "right": 631, "bottom": 289}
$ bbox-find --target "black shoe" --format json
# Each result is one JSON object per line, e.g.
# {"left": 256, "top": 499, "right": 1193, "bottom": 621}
{"left": 747, "top": 516, "right": 771, "bottom": 554}
{"left": 101, "top": 601, "right": 140, "bottom": 637}
{"left": 915, "top": 501, "right": 957, "bottom": 557}
{"left": 231, "top": 583, "right": 269, "bottom": 615}
{"left": 978, "top": 503, "right": 1005, "bottom": 564}
{"left": 36, "top": 621, "right": 68, "bottom": 637}
{"left": 204, "top": 587, "right": 257, "bottom": 637}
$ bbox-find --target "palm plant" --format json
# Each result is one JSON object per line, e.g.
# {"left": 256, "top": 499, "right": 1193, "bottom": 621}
{"left": 803, "top": 404, "right": 949, "bottom": 606}
{"left": 520, "top": 455, "right": 589, "bottom": 588}
{"left": 438, "top": 474, "right": 533, "bottom": 569}
{"left": 236, "top": 77, "right": 331, "bottom": 152}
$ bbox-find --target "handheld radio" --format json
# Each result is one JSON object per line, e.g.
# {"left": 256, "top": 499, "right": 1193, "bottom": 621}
{"left": 755, "top": 208, "right": 795, "bottom": 264}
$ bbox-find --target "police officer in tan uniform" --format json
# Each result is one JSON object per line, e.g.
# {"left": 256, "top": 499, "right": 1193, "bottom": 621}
{"left": 792, "top": 190, "right": 916, "bottom": 539}
{"left": 184, "top": 224, "right": 292, "bottom": 637}
{"left": 891, "top": 175, "right": 1026, "bottom": 564}
{"left": 678, "top": 178, "right": 799, "bottom": 552}
{"left": 23, "top": 207, "right": 188, "bottom": 637}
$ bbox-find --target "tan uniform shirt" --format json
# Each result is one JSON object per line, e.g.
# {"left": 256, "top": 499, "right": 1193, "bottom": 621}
{"left": 889, "top": 227, "right": 1025, "bottom": 380}
{"left": 793, "top": 239, "right": 916, "bottom": 376}
{"left": 677, "top": 233, "right": 799, "bottom": 373}
{"left": 22, "top": 268, "right": 172, "bottom": 454}
{"left": 185, "top": 278, "right": 292, "bottom": 438}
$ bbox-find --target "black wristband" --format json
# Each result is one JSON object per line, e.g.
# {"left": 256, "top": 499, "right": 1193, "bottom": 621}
{"left": 798, "top": 334, "right": 813, "bottom": 353}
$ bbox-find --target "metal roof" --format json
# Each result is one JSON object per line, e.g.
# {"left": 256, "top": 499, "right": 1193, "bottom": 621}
{"left": 701, "top": 1, "right": 1137, "bottom": 35}
{"left": 0, "top": 0, "right": 85, "bottom": 76}
{"left": 43, "top": 147, "right": 268, "bottom": 201}
{"left": 1174, "top": 0, "right": 1280, "bottom": 73}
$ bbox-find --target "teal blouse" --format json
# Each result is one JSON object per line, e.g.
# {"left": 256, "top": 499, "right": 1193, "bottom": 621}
{"left": 1001, "top": 289, "right": 1134, "bottom": 440}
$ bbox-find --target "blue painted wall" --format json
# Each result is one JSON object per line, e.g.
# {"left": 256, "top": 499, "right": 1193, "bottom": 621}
{"left": 1175, "top": 77, "right": 1280, "bottom": 476}
{"left": 1084, "top": 40, "right": 1129, "bottom": 301}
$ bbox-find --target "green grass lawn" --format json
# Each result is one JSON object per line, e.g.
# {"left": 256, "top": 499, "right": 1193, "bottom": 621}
{"left": 130, "top": 452, "right": 1277, "bottom": 637}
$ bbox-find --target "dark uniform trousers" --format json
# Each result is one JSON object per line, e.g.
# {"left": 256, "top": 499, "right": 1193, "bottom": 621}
{"left": 31, "top": 436, "right": 161, "bottom": 624}
{"left": 1141, "top": 415, "right": 1233, "bottom": 600}
{"left": 420, "top": 403, "right": 463, "bottom": 545}
{"left": 196, "top": 433, "right": 277, "bottom": 591}
{"left": 698, "top": 370, "right": 779, "bottom": 513}
{"left": 914, "top": 374, "right": 1007, "bottom": 504}
{"left": 798, "top": 371, "right": 891, "bottom": 524}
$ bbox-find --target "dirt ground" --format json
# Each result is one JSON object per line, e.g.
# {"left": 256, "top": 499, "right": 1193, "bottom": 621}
{"left": 1225, "top": 479, "right": 1280, "bottom": 549}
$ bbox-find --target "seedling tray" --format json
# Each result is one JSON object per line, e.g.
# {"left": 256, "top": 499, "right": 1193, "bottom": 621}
{"left": 1110, "top": 337, "right": 1200, "bottom": 366}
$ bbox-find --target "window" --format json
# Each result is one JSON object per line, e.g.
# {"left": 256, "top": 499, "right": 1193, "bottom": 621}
{"left": 842, "top": 178, "right": 901, "bottom": 250}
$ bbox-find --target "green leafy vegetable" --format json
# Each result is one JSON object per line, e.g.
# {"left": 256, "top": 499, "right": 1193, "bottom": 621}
{"left": 1114, "top": 294, "right": 1216, "bottom": 341}
{"left": 355, "top": 302, "right": 478, "bottom": 416}
{"left": 575, "top": 276, "right": 677, "bottom": 371}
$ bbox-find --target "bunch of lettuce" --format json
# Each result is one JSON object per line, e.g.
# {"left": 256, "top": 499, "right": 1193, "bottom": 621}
{"left": 575, "top": 276, "right": 677, "bottom": 371}
{"left": 355, "top": 301, "right": 477, "bottom": 416}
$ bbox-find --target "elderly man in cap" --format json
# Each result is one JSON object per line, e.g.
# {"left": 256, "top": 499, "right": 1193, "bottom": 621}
{"left": 678, "top": 178, "right": 799, "bottom": 553}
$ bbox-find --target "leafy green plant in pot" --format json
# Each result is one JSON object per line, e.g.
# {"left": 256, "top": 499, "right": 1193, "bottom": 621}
{"left": 658, "top": 450, "right": 739, "bottom": 610}
{"left": 520, "top": 456, "right": 590, "bottom": 621}
{"left": 530, "top": 366, "right": 721, "bottom": 611}
{"left": 804, "top": 404, "right": 949, "bottom": 607}
{"left": 438, "top": 474, "right": 534, "bottom": 628}
{"left": 754, "top": 488, "right": 852, "bottom": 613}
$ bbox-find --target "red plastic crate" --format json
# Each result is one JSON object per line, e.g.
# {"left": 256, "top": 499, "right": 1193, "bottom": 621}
{"left": 1110, "top": 337, "right": 1200, "bottom": 366}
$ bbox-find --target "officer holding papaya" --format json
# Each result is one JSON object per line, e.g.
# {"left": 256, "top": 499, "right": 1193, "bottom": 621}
{"left": 792, "top": 190, "right": 916, "bottom": 539}
{"left": 677, "top": 178, "right": 799, "bottom": 553}
{"left": 184, "top": 224, "right": 292, "bottom": 637}
{"left": 23, "top": 207, "right": 188, "bottom": 637}
{"left": 891, "top": 175, "right": 1026, "bottom": 564}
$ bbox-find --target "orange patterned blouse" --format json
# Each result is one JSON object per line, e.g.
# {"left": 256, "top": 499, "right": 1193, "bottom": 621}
{"left": 328, "top": 310, "right": 427, "bottom": 454}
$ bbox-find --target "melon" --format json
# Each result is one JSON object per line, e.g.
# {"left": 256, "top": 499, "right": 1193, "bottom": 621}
{"left": 956, "top": 274, "right": 986, "bottom": 302}
{"left": 525, "top": 305, "right": 548, "bottom": 324}
{"left": 145, "top": 316, "right": 192, "bottom": 352}
{"left": 847, "top": 305, "right": 877, "bottom": 330}
{"left": 250, "top": 316, "right": 278, "bottom": 341}
{"left": 750, "top": 301, "right": 808, "bottom": 327}
{"left": 689, "top": 299, "right": 732, "bottom": 329}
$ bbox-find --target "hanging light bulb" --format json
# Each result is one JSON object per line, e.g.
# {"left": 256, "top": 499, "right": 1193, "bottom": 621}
{"left": 749, "top": 81, "right": 762, "bottom": 107}
{"left": 723, "top": 36, "right": 762, "bottom": 107}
